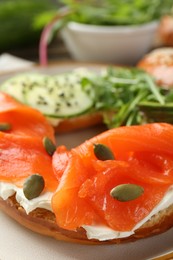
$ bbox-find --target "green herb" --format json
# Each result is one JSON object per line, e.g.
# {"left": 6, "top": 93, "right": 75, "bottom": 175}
{"left": 143, "top": 74, "right": 165, "bottom": 105}
{"left": 60, "top": 0, "right": 172, "bottom": 26}
{"left": 81, "top": 66, "right": 169, "bottom": 128}
{"left": 138, "top": 102, "right": 173, "bottom": 124}
{"left": 39, "top": 0, "right": 172, "bottom": 65}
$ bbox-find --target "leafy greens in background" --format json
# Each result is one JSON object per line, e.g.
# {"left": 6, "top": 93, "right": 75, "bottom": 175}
{"left": 39, "top": 0, "right": 173, "bottom": 65}
{"left": 81, "top": 67, "right": 173, "bottom": 128}
{"left": 60, "top": 0, "right": 173, "bottom": 25}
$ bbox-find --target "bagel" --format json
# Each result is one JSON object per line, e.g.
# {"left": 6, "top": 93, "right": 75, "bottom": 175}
{"left": 0, "top": 98, "right": 173, "bottom": 246}
{"left": 1, "top": 64, "right": 173, "bottom": 245}
{"left": 1, "top": 194, "right": 173, "bottom": 245}
{"left": 53, "top": 111, "right": 104, "bottom": 133}
{"left": 137, "top": 47, "right": 173, "bottom": 87}
{"left": 0, "top": 69, "right": 105, "bottom": 133}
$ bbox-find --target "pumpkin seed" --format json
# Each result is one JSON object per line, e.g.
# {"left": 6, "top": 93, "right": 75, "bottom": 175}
{"left": 43, "top": 136, "right": 56, "bottom": 156}
{"left": 0, "top": 123, "right": 11, "bottom": 131}
{"left": 23, "top": 174, "right": 45, "bottom": 200}
{"left": 110, "top": 184, "right": 144, "bottom": 202}
{"left": 94, "top": 143, "right": 115, "bottom": 161}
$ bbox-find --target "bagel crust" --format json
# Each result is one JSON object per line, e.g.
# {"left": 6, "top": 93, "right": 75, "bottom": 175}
{"left": 54, "top": 112, "right": 103, "bottom": 133}
{"left": 1, "top": 195, "right": 173, "bottom": 244}
{"left": 137, "top": 48, "right": 173, "bottom": 87}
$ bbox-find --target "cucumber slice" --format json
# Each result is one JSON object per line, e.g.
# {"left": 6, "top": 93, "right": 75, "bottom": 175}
{"left": 25, "top": 71, "right": 94, "bottom": 118}
{"left": 0, "top": 73, "right": 53, "bottom": 104}
{"left": 0, "top": 69, "right": 95, "bottom": 118}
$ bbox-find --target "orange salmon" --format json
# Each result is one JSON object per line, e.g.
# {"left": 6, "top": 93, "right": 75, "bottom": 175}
{"left": 0, "top": 131, "right": 58, "bottom": 191}
{"left": 0, "top": 92, "right": 55, "bottom": 141}
{"left": 52, "top": 123, "right": 173, "bottom": 231}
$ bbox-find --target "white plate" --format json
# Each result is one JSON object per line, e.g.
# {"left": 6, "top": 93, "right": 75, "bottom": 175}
{"left": 0, "top": 63, "right": 172, "bottom": 260}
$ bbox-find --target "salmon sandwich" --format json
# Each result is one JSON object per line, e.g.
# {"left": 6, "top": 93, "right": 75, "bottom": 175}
{"left": 0, "top": 92, "right": 173, "bottom": 244}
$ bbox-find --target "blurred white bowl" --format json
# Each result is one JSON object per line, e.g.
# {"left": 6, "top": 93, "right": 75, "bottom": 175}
{"left": 60, "top": 21, "right": 158, "bottom": 65}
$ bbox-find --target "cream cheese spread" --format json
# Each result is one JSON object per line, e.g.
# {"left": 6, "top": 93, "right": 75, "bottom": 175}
{"left": 1, "top": 181, "right": 173, "bottom": 241}
{"left": 84, "top": 185, "right": 173, "bottom": 240}
{"left": 46, "top": 117, "right": 63, "bottom": 127}
{"left": 0, "top": 182, "right": 52, "bottom": 214}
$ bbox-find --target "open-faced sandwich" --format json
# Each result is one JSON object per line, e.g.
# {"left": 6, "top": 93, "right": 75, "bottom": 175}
{"left": 0, "top": 68, "right": 103, "bottom": 133}
{"left": 137, "top": 47, "right": 173, "bottom": 88}
{"left": 1, "top": 91, "right": 173, "bottom": 244}
{"left": 1, "top": 64, "right": 173, "bottom": 133}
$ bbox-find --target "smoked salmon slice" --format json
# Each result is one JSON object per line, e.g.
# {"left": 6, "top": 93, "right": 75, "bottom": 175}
{"left": 0, "top": 92, "right": 55, "bottom": 141}
{"left": 0, "top": 131, "right": 58, "bottom": 191}
{"left": 52, "top": 145, "right": 70, "bottom": 182}
{"left": 52, "top": 150, "right": 104, "bottom": 230}
{"left": 52, "top": 123, "right": 173, "bottom": 231}
{"left": 0, "top": 92, "right": 58, "bottom": 192}
{"left": 78, "top": 160, "right": 169, "bottom": 231}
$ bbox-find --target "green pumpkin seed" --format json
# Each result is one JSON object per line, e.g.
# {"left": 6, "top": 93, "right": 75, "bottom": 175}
{"left": 0, "top": 123, "right": 11, "bottom": 131}
{"left": 43, "top": 136, "right": 56, "bottom": 156}
{"left": 94, "top": 143, "right": 115, "bottom": 161}
{"left": 110, "top": 184, "right": 144, "bottom": 202}
{"left": 23, "top": 174, "right": 45, "bottom": 200}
